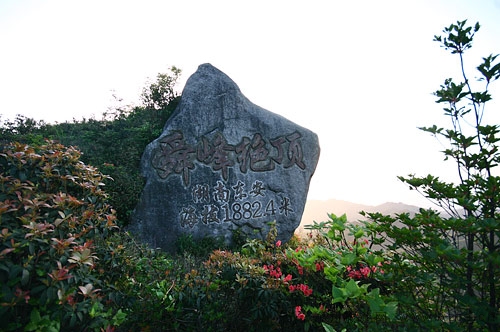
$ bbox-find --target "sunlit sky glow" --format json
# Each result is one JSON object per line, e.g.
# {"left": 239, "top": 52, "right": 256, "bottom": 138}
{"left": 1, "top": 0, "right": 500, "bottom": 207}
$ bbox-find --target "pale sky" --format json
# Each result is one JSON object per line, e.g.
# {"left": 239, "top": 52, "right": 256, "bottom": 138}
{"left": 1, "top": 0, "right": 500, "bottom": 207}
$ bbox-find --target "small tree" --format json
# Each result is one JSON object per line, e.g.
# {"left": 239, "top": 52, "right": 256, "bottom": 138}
{"left": 141, "top": 66, "right": 181, "bottom": 120}
{"left": 364, "top": 20, "right": 500, "bottom": 331}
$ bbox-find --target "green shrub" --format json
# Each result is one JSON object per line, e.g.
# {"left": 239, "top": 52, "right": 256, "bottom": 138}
{"left": 164, "top": 221, "right": 397, "bottom": 331}
{"left": 363, "top": 20, "right": 500, "bottom": 331}
{"left": 174, "top": 245, "right": 295, "bottom": 331}
{"left": 0, "top": 141, "right": 125, "bottom": 331}
{"left": 174, "top": 233, "right": 228, "bottom": 258}
{"left": 292, "top": 214, "right": 398, "bottom": 331}
{"left": 105, "top": 231, "right": 178, "bottom": 331}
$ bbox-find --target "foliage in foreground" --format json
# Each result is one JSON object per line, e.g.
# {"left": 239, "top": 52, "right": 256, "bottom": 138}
{"left": 111, "top": 218, "right": 399, "bottom": 332}
{"left": 0, "top": 143, "right": 399, "bottom": 331}
{"left": 0, "top": 141, "right": 125, "bottom": 331}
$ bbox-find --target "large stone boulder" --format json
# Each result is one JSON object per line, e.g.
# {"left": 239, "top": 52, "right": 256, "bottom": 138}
{"left": 129, "top": 63, "right": 320, "bottom": 252}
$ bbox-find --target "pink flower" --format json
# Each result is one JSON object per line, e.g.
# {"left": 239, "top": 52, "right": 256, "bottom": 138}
{"left": 289, "top": 283, "right": 313, "bottom": 296}
{"left": 347, "top": 264, "right": 378, "bottom": 279}
{"left": 298, "top": 284, "right": 313, "bottom": 296}
{"left": 360, "top": 266, "right": 371, "bottom": 278}
{"left": 270, "top": 267, "right": 282, "bottom": 278}
{"left": 283, "top": 274, "right": 292, "bottom": 283}
{"left": 14, "top": 287, "right": 30, "bottom": 304}
{"left": 295, "top": 306, "right": 306, "bottom": 320}
{"left": 67, "top": 294, "right": 75, "bottom": 306}
{"left": 347, "top": 265, "right": 363, "bottom": 279}
{"left": 263, "top": 264, "right": 283, "bottom": 279}
{"left": 275, "top": 240, "right": 282, "bottom": 247}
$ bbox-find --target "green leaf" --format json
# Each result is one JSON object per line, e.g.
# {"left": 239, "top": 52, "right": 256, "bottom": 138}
{"left": 385, "top": 301, "right": 398, "bottom": 320}
{"left": 21, "top": 268, "right": 30, "bottom": 286}
{"left": 367, "top": 288, "right": 383, "bottom": 314}
{"left": 353, "top": 228, "right": 364, "bottom": 239}
{"left": 112, "top": 309, "right": 128, "bottom": 325}
{"left": 345, "top": 279, "right": 362, "bottom": 298}
{"left": 332, "top": 286, "right": 347, "bottom": 303}
{"left": 322, "top": 322, "right": 340, "bottom": 332}
{"left": 323, "top": 266, "right": 339, "bottom": 283}
{"left": 367, "top": 288, "right": 399, "bottom": 320}
{"left": 340, "top": 252, "right": 357, "bottom": 265}
{"left": 365, "top": 253, "right": 379, "bottom": 266}
{"left": 25, "top": 309, "right": 42, "bottom": 331}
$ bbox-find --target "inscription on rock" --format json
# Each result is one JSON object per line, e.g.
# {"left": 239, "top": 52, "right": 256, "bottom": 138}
{"left": 180, "top": 179, "right": 292, "bottom": 229}
{"left": 129, "top": 63, "right": 320, "bottom": 253}
{"left": 152, "top": 130, "right": 305, "bottom": 185}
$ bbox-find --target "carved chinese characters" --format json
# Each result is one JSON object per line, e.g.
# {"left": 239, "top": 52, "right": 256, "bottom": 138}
{"left": 179, "top": 180, "right": 293, "bottom": 229}
{"left": 151, "top": 130, "right": 306, "bottom": 186}
{"left": 129, "top": 63, "right": 320, "bottom": 253}
{"left": 150, "top": 130, "right": 302, "bottom": 232}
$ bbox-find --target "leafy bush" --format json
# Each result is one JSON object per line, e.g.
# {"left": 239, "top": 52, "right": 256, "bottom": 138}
{"left": 131, "top": 221, "right": 397, "bottom": 332}
{"left": 0, "top": 141, "right": 125, "bottom": 331}
{"left": 363, "top": 20, "right": 500, "bottom": 331}
{"left": 105, "top": 232, "right": 178, "bottom": 331}
{"left": 292, "top": 214, "right": 398, "bottom": 331}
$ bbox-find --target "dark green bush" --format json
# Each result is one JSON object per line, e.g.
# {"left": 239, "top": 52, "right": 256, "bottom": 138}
{"left": 174, "top": 234, "right": 228, "bottom": 257}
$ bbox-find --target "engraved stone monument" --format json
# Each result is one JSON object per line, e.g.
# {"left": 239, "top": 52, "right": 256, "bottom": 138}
{"left": 129, "top": 63, "right": 320, "bottom": 252}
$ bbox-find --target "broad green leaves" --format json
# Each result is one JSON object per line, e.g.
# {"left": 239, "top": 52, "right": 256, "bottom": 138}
{"left": 291, "top": 213, "right": 397, "bottom": 327}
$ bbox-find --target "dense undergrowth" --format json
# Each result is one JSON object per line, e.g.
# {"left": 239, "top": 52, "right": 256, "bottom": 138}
{"left": 1, "top": 21, "right": 499, "bottom": 331}
{"left": 0, "top": 138, "right": 399, "bottom": 331}
{"left": 0, "top": 140, "right": 396, "bottom": 331}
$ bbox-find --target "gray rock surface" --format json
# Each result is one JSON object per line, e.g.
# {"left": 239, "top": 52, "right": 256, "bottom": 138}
{"left": 129, "top": 63, "right": 320, "bottom": 252}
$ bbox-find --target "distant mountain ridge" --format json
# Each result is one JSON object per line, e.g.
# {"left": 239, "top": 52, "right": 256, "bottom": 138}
{"left": 298, "top": 199, "right": 422, "bottom": 234}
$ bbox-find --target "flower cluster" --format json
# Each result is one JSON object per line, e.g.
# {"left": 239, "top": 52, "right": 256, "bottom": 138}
{"left": 315, "top": 261, "right": 324, "bottom": 272}
{"left": 262, "top": 264, "right": 282, "bottom": 278}
{"left": 262, "top": 264, "right": 292, "bottom": 283}
{"left": 14, "top": 287, "right": 30, "bottom": 304}
{"left": 346, "top": 263, "right": 383, "bottom": 280}
{"left": 295, "top": 306, "right": 306, "bottom": 320}
{"left": 289, "top": 283, "right": 313, "bottom": 297}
